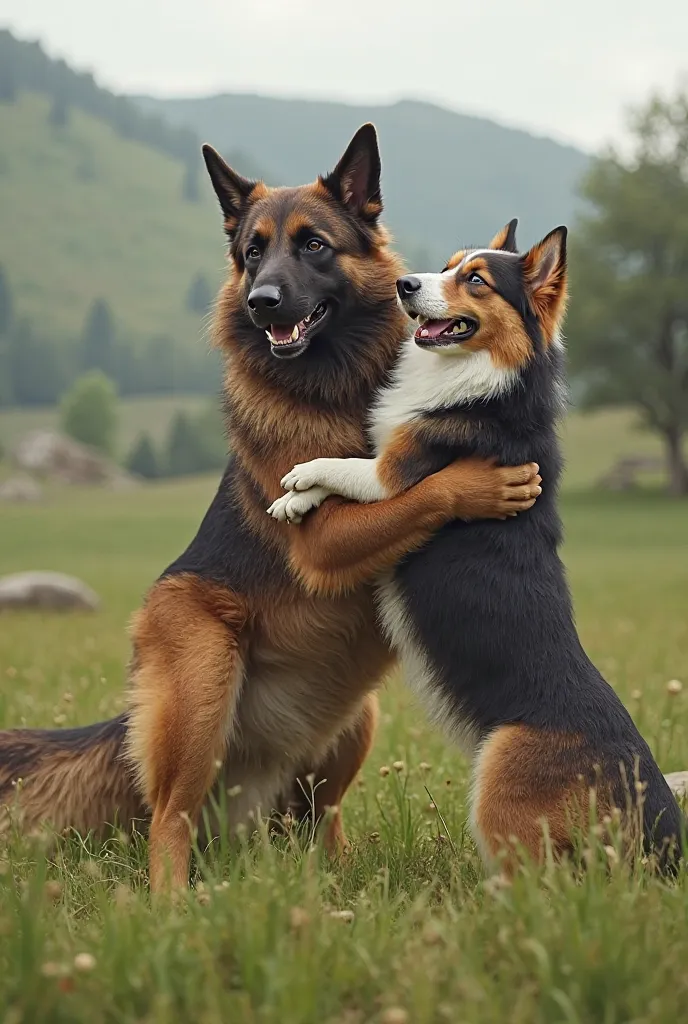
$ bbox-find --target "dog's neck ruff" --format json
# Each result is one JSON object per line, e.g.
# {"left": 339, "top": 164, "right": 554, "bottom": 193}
{"left": 369, "top": 332, "right": 518, "bottom": 452}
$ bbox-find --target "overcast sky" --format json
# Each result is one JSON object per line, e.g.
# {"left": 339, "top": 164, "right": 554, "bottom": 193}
{"left": 2, "top": 0, "right": 687, "bottom": 151}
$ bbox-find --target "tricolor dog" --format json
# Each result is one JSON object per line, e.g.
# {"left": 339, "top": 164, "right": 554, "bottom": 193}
{"left": 270, "top": 221, "right": 684, "bottom": 871}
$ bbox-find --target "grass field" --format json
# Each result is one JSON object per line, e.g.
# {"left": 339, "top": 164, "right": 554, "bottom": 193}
{"left": 1, "top": 452, "right": 687, "bottom": 1020}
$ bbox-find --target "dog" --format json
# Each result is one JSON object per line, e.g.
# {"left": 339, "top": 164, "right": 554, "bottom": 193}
{"left": 269, "top": 220, "right": 684, "bottom": 871}
{"left": 0, "top": 127, "right": 542, "bottom": 890}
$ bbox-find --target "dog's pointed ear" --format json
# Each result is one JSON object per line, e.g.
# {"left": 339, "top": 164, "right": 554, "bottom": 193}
{"left": 320, "top": 123, "right": 382, "bottom": 222}
{"left": 202, "top": 144, "right": 260, "bottom": 237}
{"left": 522, "top": 225, "right": 568, "bottom": 329}
{"left": 489, "top": 218, "right": 518, "bottom": 253}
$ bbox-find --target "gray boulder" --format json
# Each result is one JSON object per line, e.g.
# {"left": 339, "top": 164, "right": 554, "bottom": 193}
{"left": 0, "top": 572, "right": 100, "bottom": 612}
{"left": 0, "top": 474, "right": 44, "bottom": 503}
{"left": 664, "top": 771, "right": 688, "bottom": 798}
{"left": 12, "top": 430, "right": 136, "bottom": 489}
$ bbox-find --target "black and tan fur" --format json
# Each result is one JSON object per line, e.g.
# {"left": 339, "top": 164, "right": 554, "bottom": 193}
{"left": 273, "top": 221, "right": 684, "bottom": 872}
{"left": 0, "top": 127, "right": 541, "bottom": 889}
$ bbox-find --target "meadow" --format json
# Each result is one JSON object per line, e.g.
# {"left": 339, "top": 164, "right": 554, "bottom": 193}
{"left": 0, "top": 413, "right": 687, "bottom": 1023}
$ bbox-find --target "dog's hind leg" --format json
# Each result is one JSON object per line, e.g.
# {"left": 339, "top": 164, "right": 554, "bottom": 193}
{"left": 470, "top": 724, "right": 601, "bottom": 875}
{"left": 290, "top": 692, "right": 379, "bottom": 854}
{"left": 126, "top": 574, "right": 248, "bottom": 892}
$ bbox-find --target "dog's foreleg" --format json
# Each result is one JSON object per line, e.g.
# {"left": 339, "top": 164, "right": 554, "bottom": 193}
{"left": 281, "top": 457, "right": 388, "bottom": 504}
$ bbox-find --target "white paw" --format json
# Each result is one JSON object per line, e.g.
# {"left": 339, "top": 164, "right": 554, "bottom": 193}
{"left": 267, "top": 493, "right": 293, "bottom": 522}
{"left": 282, "top": 486, "right": 331, "bottom": 522}
{"left": 267, "top": 486, "right": 331, "bottom": 525}
{"left": 281, "top": 459, "right": 333, "bottom": 492}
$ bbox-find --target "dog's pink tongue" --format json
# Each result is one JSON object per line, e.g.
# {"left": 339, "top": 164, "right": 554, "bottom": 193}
{"left": 271, "top": 324, "right": 296, "bottom": 342}
{"left": 415, "top": 319, "right": 453, "bottom": 340}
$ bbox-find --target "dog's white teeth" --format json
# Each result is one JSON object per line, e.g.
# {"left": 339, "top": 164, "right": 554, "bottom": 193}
{"left": 291, "top": 325, "right": 299, "bottom": 341}
{"left": 420, "top": 328, "right": 429, "bottom": 337}
{"left": 266, "top": 330, "right": 273, "bottom": 341}
{"left": 452, "top": 324, "right": 461, "bottom": 335}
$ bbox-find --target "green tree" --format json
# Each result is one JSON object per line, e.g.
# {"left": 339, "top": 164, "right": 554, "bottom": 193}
{"left": 8, "top": 319, "right": 66, "bottom": 405}
{"left": 126, "top": 432, "right": 160, "bottom": 479}
{"left": 186, "top": 273, "right": 213, "bottom": 315}
{"left": 164, "top": 411, "right": 202, "bottom": 476}
{"left": 0, "top": 265, "right": 13, "bottom": 335}
{"left": 193, "top": 402, "right": 227, "bottom": 469}
{"left": 163, "top": 405, "right": 226, "bottom": 477}
{"left": 82, "top": 298, "right": 116, "bottom": 376}
{"left": 60, "top": 371, "right": 118, "bottom": 455}
{"left": 568, "top": 91, "right": 688, "bottom": 496}
{"left": 140, "top": 335, "right": 177, "bottom": 394}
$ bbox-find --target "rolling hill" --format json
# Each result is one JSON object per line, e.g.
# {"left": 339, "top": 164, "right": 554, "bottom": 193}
{"left": 0, "top": 28, "right": 589, "bottom": 409}
{"left": 0, "top": 30, "right": 267, "bottom": 403}
{"left": 137, "top": 93, "right": 590, "bottom": 265}
{"left": 0, "top": 92, "right": 222, "bottom": 344}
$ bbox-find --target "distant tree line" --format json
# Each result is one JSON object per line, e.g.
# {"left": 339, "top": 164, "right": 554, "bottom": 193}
{"left": 56, "top": 370, "right": 227, "bottom": 478}
{"left": 126, "top": 406, "right": 227, "bottom": 479}
{"left": 0, "top": 265, "right": 220, "bottom": 407}
{"left": 0, "top": 29, "right": 202, "bottom": 201}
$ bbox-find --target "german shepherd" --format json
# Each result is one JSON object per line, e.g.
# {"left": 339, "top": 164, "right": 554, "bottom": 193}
{"left": 269, "top": 220, "right": 684, "bottom": 871}
{"left": 0, "top": 127, "right": 542, "bottom": 890}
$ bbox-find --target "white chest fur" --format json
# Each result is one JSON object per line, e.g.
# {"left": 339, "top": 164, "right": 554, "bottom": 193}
{"left": 369, "top": 332, "right": 517, "bottom": 453}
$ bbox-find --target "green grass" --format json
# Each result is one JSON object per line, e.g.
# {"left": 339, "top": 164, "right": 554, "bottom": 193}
{"left": 0, "top": 93, "right": 222, "bottom": 347}
{"left": 1, "top": 471, "right": 687, "bottom": 1021}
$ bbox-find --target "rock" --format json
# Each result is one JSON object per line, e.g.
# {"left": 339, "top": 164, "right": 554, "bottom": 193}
{"left": 664, "top": 771, "right": 688, "bottom": 798}
{"left": 12, "top": 430, "right": 137, "bottom": 489}
{"left": 0, "top": 572, "right": 100, "bottom": 612}
{"left": 597, "top": 456, "right": 664, "bottom": 492}
{"left": 0, "top": 474, "right": 44, "bottom": 503}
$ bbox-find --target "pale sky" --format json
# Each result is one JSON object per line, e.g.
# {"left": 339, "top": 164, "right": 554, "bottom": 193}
{"left": 2, "top": 0, "right": 687, "bottom": 151}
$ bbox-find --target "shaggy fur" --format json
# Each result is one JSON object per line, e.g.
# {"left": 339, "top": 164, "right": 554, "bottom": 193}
{"left": 272, "top": 221, "right": 684, "bottom": 872}
{"left": 0, "top": 131, "right": 541, "bottom": 890}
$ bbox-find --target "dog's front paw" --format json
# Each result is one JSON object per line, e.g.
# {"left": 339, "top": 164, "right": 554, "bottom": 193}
{"left": 282, "top": 485, "right": 331, "bottom": 523}
{"left": 267, "top": 486, "right": 331, "bottom": 525}
{"left": 281, "top": 459, "right": 332, "bottom": 493}
{"left": 267, "top": 493, "right": 293, "bottom": 522}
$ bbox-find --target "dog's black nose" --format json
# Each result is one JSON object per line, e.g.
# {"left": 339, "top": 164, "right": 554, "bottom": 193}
{"left": 247, "top": 285, "right": 282, "bottom": 314}
{"left": 396, "top": 276, "right": 422, "bottom": 299}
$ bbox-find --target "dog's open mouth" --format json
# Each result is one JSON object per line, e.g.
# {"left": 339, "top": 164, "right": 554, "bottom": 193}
{"left": 266, "top": 302, "right": 329, "bottom": 359}
{"left": 414, "top": 316, "right": 478, "bottom": 348}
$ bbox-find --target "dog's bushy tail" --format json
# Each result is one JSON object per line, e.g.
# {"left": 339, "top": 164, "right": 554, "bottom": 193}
{"left": 0, "top": 713, "right": 145, "bottom": 837}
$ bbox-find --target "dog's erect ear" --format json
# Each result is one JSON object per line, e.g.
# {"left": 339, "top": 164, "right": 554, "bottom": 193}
{"left": 202, "top": 145, "right": 260, "bottom": 237}
{"left": 489, "top": 218, "right": 518, "bottom": 253}
{"left": 320, "top": 123, "right": 382, "bottom": 222}
{"left": 521, "top": 226, "right": 568, "bottom": 331}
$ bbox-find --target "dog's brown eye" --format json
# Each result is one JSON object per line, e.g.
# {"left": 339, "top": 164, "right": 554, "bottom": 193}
{"left": 306, "top": 238, "right": 324, "bottom": 252}
{"left": 246, "top": 246, "right": 261, "bottom": 261}
{"left": 468, "top": 272, "right": 485, "bottom": 286}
